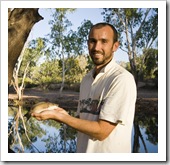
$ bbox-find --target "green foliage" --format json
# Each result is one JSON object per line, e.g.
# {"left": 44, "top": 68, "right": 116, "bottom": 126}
{"left": 143, "top": 48, "right": 158, "bottom": 79}
{"left": 131, "top": 48, "right": 158, "bottom": 86}
{"left": 23, "top": 77, "right": 34, "bottom": 88}
{"left": 31, "top": 60, "right": 61, "bottom": 88}
{"left": 65, "top": 57, "right": 86, "bottom": 84}
{"left": 29, "top": 55, "right": 88, "bottom": 90}
{"left": 77, "top": 20, "right": 93, "bottom": 52}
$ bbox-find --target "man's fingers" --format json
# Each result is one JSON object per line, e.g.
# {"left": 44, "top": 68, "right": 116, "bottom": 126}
{"left": 31, "top": 113, "right": 42, "bottom": 120}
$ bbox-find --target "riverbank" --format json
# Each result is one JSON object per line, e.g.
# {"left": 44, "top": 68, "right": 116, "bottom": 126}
{"left": 8, "top": 87, "right": 158, "bottom": 113}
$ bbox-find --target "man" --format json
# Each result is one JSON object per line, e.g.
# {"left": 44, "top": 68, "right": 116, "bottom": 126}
{"left": 32, "top": 22, "right": 137, "bottom": 153}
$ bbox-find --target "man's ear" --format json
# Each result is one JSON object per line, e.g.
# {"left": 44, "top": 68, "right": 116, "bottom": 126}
{"left": 112, "top": 41, "right": 120, "bottom": 52}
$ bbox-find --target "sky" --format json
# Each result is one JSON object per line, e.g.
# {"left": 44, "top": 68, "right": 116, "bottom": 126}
{"left": 29, "top": 8, "right": 129, "bottom": 62}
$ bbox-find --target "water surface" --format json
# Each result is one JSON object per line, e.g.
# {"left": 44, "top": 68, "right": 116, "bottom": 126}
{"left": 8, "top": 105, "right": 158, "bottom": 153}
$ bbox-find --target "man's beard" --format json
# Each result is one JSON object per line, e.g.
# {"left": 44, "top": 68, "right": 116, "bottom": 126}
{"left": 90, "top": 50, "right": 112, "bottom": 66}
{"left": 90, "top": 50, "right": 104, "bottom": 65}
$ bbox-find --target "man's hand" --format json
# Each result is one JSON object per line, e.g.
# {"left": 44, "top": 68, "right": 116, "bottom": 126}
{"left": 31, "top": 107, "right": 69, "bottom": 122}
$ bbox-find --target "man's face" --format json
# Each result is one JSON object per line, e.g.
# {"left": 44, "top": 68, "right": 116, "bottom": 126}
{"left": 88, "top": 25, "right": 118, "bottom": 67}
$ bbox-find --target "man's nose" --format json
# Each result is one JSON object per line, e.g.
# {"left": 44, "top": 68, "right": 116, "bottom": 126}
{"left": 93, "top": 41, "right": 101, "bottom": 50}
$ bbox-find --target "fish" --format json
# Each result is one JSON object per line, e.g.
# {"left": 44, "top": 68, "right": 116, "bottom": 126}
{"left": 24, "top": 101, "right": 59, "bottom": 121}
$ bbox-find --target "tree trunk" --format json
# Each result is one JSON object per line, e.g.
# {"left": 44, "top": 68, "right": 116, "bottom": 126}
{"left": 8, "top": 8, "right": 43, "bottom": 84}
{"left": 59, "top": 53, "right": 65, "bottom": 95}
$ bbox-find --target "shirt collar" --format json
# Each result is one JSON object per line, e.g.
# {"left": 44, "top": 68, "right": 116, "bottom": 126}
{"left": 98, "top": 57, "right": 116, "bottom": 73}
{"left": 90, "top": 57, "right": 116, "bottom": 78}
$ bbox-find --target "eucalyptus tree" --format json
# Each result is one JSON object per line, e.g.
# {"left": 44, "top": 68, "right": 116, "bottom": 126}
{"left": 48, "top": 8, "right": 76, "bottom": 94}
{"left": 102, "top": 8, "right": 158, "bottom": 83}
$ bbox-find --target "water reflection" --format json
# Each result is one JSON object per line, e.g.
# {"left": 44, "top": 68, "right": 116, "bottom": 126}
{"left": 8, "top": 105, "right": 77, "bottom": 153}
{"left": 133, "top": 110, "right": 158, "bottom": 153}
{"left": 8, "top": 105, "right": 158, "bottom": 153}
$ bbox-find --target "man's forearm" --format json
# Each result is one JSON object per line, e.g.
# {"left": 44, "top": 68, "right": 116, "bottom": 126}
{"left": 57, "top": 113, "right": 116, "bottom": 141}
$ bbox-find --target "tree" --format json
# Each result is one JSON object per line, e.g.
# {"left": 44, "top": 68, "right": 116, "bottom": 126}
{"left": 8, "top": 8, "right": 43, "bottom": 84}
{"left": 102, "top": 8, "right": 158, "bottom": 84}
{"left": 47, "top": 8, "right": 76, "bottom": 94}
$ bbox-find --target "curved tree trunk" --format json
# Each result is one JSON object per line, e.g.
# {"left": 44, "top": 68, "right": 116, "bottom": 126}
{"left": 8, "top": 8, "right": 43, "bottom": 84}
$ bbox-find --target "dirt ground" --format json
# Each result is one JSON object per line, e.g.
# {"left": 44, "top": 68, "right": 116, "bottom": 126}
{"left": 8, "top": 87, "right": 158, "bottom": 113}
{"left": 8, "top": 88, "right": 79, "bottom": 111}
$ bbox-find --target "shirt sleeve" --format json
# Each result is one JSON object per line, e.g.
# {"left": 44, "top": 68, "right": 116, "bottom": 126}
{"left": 99, "top": 73, "right": 137, "bottom": 125}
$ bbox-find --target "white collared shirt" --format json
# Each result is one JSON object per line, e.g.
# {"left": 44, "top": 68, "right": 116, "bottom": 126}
{"left": 76, "top": 57, "right": 137, "bottom": 153}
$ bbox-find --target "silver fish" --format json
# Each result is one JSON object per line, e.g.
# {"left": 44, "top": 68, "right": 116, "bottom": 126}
{"left": 25, "top": 102, "right": 59, "bottom": 120}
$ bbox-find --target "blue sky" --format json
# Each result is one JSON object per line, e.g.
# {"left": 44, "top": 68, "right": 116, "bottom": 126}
{"left": 29, "top": 8, "right": 129, "bottom": 62}
{"left": 30, "top": 8, "right": 103, "bottom": 39}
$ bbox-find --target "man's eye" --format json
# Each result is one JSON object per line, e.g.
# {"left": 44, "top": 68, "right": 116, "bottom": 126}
{"left": 89, "top": 39, "right": 96, "bottom": 43}
{"left": 102, "top": 39, "right": 107, "bottom": 43}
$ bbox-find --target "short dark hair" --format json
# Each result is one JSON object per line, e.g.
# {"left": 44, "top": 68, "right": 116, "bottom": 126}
{"left": 89, "top": 22, "right": 118, "bottom": 43}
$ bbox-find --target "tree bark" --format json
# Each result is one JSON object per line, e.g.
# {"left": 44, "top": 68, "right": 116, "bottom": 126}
{"left": 8, "top": 8, "right": 43, "bottom": 84}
